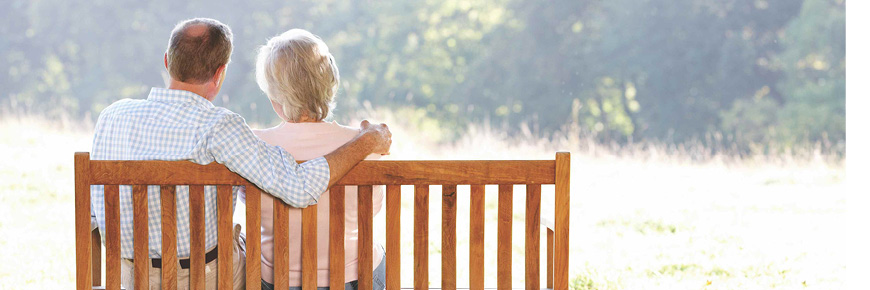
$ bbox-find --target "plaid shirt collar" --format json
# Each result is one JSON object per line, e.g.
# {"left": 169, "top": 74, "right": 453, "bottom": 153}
{"left": 146, "top": 87, "right": 215, "bottom": 109}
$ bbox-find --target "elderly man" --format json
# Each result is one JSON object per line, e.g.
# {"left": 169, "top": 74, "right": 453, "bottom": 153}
{"left": 90, "top": 18, "right": 391, "bottom": 290}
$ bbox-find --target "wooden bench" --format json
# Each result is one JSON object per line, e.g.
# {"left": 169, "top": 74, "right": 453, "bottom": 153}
{"left": 75, "top": 152, "right": 571, "bottom": 290}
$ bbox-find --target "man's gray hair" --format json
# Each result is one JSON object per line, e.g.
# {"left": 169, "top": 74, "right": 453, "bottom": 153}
{"left": 166, "top": 18, "right": 233, "bottom": 84}
{"left": 256, "top": 29, "right": 339, "bottom": 122}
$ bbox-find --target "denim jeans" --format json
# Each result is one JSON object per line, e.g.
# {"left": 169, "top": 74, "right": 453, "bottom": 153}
{"left": 262, "top": 249, "right": 386, "bottom": 290}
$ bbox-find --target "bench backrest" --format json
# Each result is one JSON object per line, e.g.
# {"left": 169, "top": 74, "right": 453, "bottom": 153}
{"left": 75, "top": 152, "right": 571, "bottom": 290}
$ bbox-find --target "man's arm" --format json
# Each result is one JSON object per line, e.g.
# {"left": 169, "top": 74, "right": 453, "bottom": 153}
{"left": 322, "top": 120, "right": 392, "bottom": 188}
{"left": 207, "top": 115, "right": 390, "bottom": 208}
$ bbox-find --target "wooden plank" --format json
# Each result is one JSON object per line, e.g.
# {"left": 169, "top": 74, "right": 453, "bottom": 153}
{"left": 468, "top": 185, "right": 485, "bottom": 290}
{"left": 132, "top": 185, "right": 150, "bottom": 290}
{"left": 385, "top": 185, "right": 401, "bottom": 290}
{"left": 160, "top": 186, "right": 178, "bottom": 290}
{"left": 547, "top": 229, "right": 553, "bottom": 289}
{"left": 88, "top": 160, "right": 557, "bottom": 186}
{"left": 554, "top": 152, "right": 571, "bottom": 290}
{"left": 189, "top": 185, "right": 206, "bottom": 290}
{"left": 442, "top": 185, "right": 457, "bottom": 290}
{"left": 336, "top": 161, "right": 556, "bottom": 185}
{"left": 414, "top": 185, "right": 429, "bottom": 290}
{"left": 75, "top": 152, "right": 92, "bottom": 290}
{"left": 217, "top": 185, "right": 233, "bottom": 289}
{"left": 525, "top": 184, "right": 541, "bottom": 290}
{"left": 273, "top": 198, "right": 290, "bottom": 290}
{"left": 497, "top": 184, "right": 512, "bottom": 290}
{"left": 92, "top": 229, "right": 102, "bottom": 287}
{"left": 329, "top": 186, "right": 346, "bottom": 290}
{"left": 89, "top": 161, "right": 247, "bottom": 185}
{"left": 245, "top": 182, "right": 263, "bottom": 289}
{"left": 104, "top": 185, "right": 121, "bottom": 290}
{"left": 359, "top": 185, "right": 374, "bottom": 290}
{"left": 302, "top": 205, "right": 318, "bottom": 290}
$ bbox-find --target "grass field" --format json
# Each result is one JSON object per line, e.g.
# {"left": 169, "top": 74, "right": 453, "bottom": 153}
{"left": 0, "top": 115, "right": 846, "bottom": 289}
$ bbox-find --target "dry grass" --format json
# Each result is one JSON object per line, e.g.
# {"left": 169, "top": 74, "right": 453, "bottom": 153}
{"left": 0, "top": 114, "right": 846, "bottom": 289}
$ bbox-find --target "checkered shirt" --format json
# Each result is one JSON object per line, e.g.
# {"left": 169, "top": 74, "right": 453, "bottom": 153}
{"left": 90, "top": 87, "right": 330, "bottom": 258}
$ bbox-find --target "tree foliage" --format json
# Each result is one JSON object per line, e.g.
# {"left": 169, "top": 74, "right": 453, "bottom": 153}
{"left": 0, "top": 0, "right": 845, "bottom": 152}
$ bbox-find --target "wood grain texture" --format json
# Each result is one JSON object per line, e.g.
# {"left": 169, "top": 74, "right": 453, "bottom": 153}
{"left": 497, "top": 184, "right": 512, "bottom": 290}
{"left": 358, "top": 185, "right": 374, "bottom": 290}
{"left": 88, "top": 160, "right": 556, "bottom": 185}
{"left": 273, "top": 198, "right": 290, "bottom": 290}
{"left": 468, "top": 185, "right": 485, "bottom": 290}
{"left": 414, "top": 185, "right": 429, "bottom": 290}
{"left": 217, "top": 185, "right": 233, "bottom": 289}
{"left": 189, "top": 185, "right": 205, "bottom": 290}
{"left": 75, "top": 152, "right": 92, "bottom": 290}
{"left": 329, "top": 186, "right": 346, "bottom": 290}
{"left": 554, "top": 152, "right": 571, "bottom": 290}
{"left": 245, "top": 183, "right": 263, "bottom": 289}
{"left": 104, "top": 185, "right": 121, "bottom": 290}
{"left": 441, "top": 185, "right": 457, "bottom": 290}
{"left": 546, "top": 229, "right": 554, "bottom": 289}
{"left": 525, "top": 184, "right": 541, "bottom": 290}
{"left": 385, "top": 185, "right": 401, "bottom": 290}
{"left": 132, "top": 185, "right": 150, "bottom": 290}
{"left": 160, "top": 186, "right": 177, "bottom": 290}
{"left": 92, "top": 229, "right": 101, "bottom": 287}
{"left": 301, "top": 205, "right": 318, "bottom": 290}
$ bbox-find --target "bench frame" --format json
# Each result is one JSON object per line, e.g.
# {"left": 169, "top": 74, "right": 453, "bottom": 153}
{"left": 75, "top": 152, "right": 570, "bottom": 290}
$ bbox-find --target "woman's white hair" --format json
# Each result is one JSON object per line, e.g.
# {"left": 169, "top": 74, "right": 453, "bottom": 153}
{"left": 256, "top": 29, "right": 339, "bottom": 122}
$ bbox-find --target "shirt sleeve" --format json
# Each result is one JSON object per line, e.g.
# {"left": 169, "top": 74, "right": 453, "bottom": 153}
{"left": 206, "top": 114, "right": 330, "bottom": 208}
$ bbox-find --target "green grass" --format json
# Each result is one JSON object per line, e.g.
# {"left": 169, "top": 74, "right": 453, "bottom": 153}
{"left": 0, "top": 116, "right": 846, "bottom": 289}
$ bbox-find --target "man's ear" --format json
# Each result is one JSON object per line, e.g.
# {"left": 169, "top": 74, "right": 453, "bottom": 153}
{"left": 213, "top": 64, "right": 227, "bottom": 85}
{"left": 164, "top": 53, "right": 169, "bottom": 71}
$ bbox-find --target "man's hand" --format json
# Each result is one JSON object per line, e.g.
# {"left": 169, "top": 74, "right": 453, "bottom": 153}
{"left": 359, "top": 120, "right": 392, "bottom": 155}
{"left": 321, "top": 119, "right": 393, "bottom": 189}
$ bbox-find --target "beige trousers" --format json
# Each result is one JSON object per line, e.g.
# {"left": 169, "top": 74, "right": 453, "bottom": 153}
{"left": 120, "top": 224, "right": 246, "bottom": 290}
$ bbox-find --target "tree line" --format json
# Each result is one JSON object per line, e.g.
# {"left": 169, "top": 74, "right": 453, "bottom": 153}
{"left": 0, "top": 0, "right": 845, "bottom": 154}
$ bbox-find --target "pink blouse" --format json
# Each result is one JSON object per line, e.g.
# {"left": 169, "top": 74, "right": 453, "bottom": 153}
{"left": 245, "top": 121, "right": 384, "bottom": 286}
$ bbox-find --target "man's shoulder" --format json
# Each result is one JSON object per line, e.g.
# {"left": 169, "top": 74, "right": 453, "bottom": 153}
{"left": 100, "top": 98, "right": 141, "bottom": 114}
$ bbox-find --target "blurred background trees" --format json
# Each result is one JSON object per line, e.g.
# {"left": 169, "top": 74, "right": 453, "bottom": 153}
{"left": 0, "top": 0, "right": 845, "bottom": 155}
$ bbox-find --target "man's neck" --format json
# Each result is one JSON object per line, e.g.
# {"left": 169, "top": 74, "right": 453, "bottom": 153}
{"left": 167, "top": 80, "right": 212, "bottom": 102}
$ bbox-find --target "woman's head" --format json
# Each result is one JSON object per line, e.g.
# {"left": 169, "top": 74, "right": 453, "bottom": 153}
{"left": 256, "top": 29, "right": 339, "bottom": 122}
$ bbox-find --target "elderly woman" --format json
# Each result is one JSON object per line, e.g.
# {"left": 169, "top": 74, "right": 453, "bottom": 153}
{"left": 246, "top": 29, "right": 386, "bottom": 290}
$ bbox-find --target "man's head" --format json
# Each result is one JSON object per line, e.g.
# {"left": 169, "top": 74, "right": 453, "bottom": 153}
{"left": 164, "top": 18, "right": 233, "bottom": 100}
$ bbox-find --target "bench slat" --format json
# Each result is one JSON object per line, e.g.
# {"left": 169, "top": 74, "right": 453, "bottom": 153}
{"left": 189, "top": 185, "right": 206, "bottom": 290}
{"left": 554, "top": 153, "right": 570, "bottom": 290}
{"left": 546, "top": 230, "right": 553, "bottom": 289}
{"left": 415, "top": 185, "right": 429, "bottom": 290}
{"left": 469, "top": 185, "right": 485, "bottom": 290}
{"left": 497, "top": 185, "right": 512, "bottom": 290}
{"left": 160, "top": 186, "right": 178, "bottom": 290}
{"left": 87, "top": 160, "right": 556, "bottom": 186}
{"left": 105, "top": 185, "right": 121, "bottom": 290}
{"left": 217, "top": 185, "right": 233, "bottom": 289}
{"left": 302, "top": 204, "right": 318, "bottom": 290}
{"left": 75, "top": 153, "right": 92, "bottom": 290}
{"left": 442, "top": 185, "right": 457, "bottom": 290}
{"left": 274, "top": 198, "right": 290, "bottom": 290}
{"left": 245, "top": 183, "right": 263, "bottom": 289}
{"left": 132, "top": 185, "right": 150, "bottom": 290}
{"left": 525, "top": 184, "right": 541, "bottom": 290}
{"left": 385, "top": 185, "right": 401, "bottom": 290}
{"left": 92, "top": 228, "right": 102, "bottom": 287}
{"left": 329, "top": 186, "right": 346, "bottom": 290}
{"left": 359, "top": 185, "right": 374, "bottom": 290}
